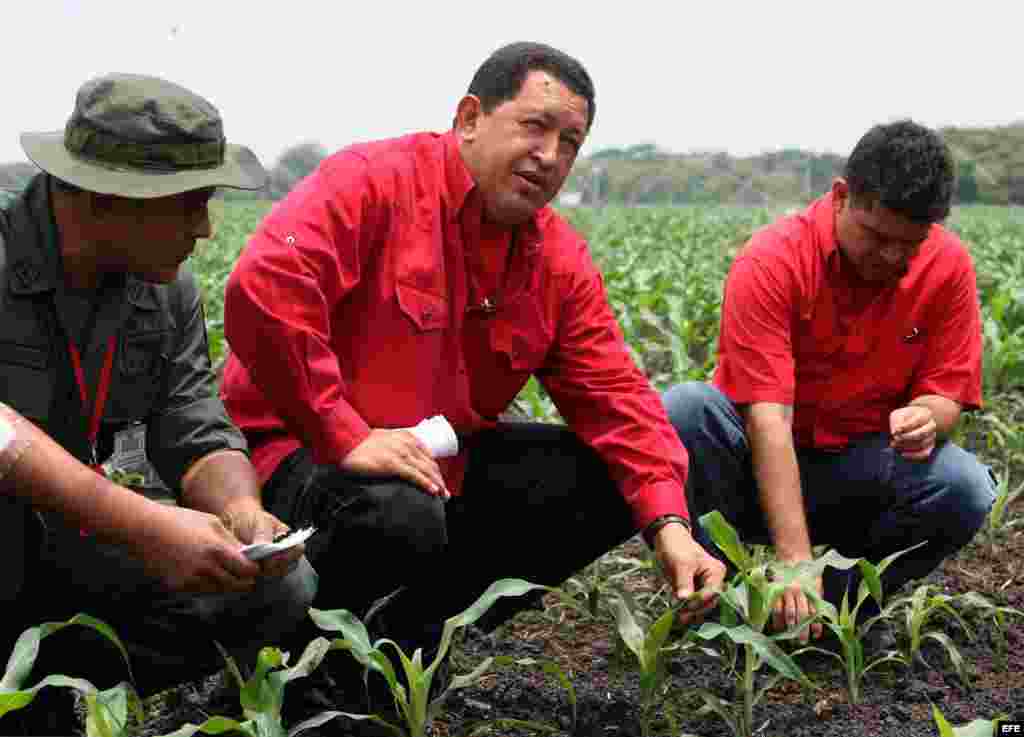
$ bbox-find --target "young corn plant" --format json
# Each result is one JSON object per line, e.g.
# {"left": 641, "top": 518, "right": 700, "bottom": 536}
{"left": 155, "top": 638, "right": 345, "bottom": 737}
{"left": 985, "top": 472, "right": 1024, "bottom": 548}
{"left": 690, "top": 512, "right": 830, "bottom": 737}
{"left": 310, "top": 578, "right": 573, "bottom": 737}
{"left": 609, "top": 590, "right": 700, "bottom": 737}
{"left": 0, "top": 613, "right": 142, "bottom": 737}
{"left": 794, "top": 543, "right": 926, "bottom": 703}
{"left": 885, "top": 583, "right": 975, "bottom": 685}
{"left": 931, "top": 703, "right": 1011, "bottom": 736}
{"left": 955, "top": 591, "right": 1024, "bottom": 672}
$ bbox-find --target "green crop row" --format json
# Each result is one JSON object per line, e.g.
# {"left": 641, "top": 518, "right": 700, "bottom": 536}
{"left": 197, "top": 202, "right": 1024, "bottom": 410}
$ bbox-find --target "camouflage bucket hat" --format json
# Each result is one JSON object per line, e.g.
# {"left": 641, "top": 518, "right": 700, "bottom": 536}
{"left": 20, "top": 73, "right": 266, "bottom": 198}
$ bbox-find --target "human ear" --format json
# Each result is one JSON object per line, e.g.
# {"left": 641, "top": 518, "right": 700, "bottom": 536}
{"left": 454, "top": 95, "right": 483, "bottom": 142}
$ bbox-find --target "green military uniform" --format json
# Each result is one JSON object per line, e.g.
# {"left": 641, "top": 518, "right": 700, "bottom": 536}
{"left": 1, "top": 174, "right": 244, "bottom": 481}
{"left": 0, "top": 177, "right": 316, "bottom": 697}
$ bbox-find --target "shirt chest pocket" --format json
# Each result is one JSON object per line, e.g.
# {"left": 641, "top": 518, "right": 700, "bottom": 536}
{"left": 0, "top": 340, "right": 53, "bottom": 422}
{"left": 107, "top": 329, "right": 172, "bottom": 422}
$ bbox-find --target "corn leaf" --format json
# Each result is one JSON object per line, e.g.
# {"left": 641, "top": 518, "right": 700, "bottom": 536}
{"left": 1, "top": 614, "right": 132, "bottom": 693}
{"left": 435, "top": 579, "right": 548, "bottom": 667}
{"left": 700, "top": 511, "right": 752, "bottom": 572}
{"left": 693, "top": 622, "right": 812, "bottom": 686}
{"left": 921, "top": 631, "right": 969, "bottom": 685}
{"left": 289, "top": 711, "right": 403, "bottom": 737}
{"left": 85, "top": 682, "right": 141, "bottom": 737}
{"left": 155, "top": 715, "right": 257, "bottom": 737}
{"left": 694, "top": 688, "right": 740, "bottom": 737}
{"left": 239, "top": 646, "right": 285, "bottom": 716}
{"left": 610, "top": 597, "right": 647, "bottom": 669}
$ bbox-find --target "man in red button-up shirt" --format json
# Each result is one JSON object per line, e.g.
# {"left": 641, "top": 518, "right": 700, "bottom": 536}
{"left": 664, "top": 120, "right": 995, "bottom": 645}
{"left": 222, "top": 41, "right": 725, "bottom": 718}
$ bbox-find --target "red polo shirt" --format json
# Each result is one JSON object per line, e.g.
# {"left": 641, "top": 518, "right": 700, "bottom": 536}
{"left": 713, "top": 194, "right": 983, "bottom": 449}
{"left": 221, "top": 131, "right": 689, "bottom": 528}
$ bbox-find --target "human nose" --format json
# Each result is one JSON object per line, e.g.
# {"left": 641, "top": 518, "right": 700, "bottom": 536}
{"left": 878, "top": 244, "right": 905, "bottom": 267}
{"left": 533, "top": 131, "right": 559, "bottom": 169}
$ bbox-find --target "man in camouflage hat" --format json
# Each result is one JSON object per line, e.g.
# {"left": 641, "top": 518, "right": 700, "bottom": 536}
{"left": 0, "top": 73, "right": 317, "bottom": 734}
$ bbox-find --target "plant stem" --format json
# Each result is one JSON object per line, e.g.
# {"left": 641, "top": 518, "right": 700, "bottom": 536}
{"left": 845, "top": 642, "right": 859, "bottom": 705}
{"left": 743, "top": 645, "right": 755, "bottom": 737}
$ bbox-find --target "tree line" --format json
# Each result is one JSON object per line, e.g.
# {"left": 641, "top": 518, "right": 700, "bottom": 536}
{"left": 3, "top": 123, "right": 1023, "bottom": 206}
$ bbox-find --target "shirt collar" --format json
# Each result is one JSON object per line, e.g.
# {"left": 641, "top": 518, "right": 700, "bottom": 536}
{"left": 6, "top": 175, "right": 150, "bottom": 302}
{"left": 5, "top": 174, "right": 62, "bottom": 296}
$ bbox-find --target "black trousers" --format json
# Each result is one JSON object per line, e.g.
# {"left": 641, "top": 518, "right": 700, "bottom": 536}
{"left": 265, "top": 422, "right": 639, "bottom": 654}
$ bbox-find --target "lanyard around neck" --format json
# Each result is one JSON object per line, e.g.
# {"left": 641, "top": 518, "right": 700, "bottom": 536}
{"left": 67, "top": 335, "right": 117, "bottom": 469}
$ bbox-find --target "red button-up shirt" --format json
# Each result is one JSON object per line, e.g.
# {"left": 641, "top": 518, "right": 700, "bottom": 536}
{"left": 221, "top": 131, "right": 689, "bottom": 528}
{"left": 713, "top": 193, "right": 983, "bottom": 449}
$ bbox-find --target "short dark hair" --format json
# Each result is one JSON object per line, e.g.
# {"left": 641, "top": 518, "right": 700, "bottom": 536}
{"left": 844, "top": 120, "right": 955, "bottom": 223}
{"left": 467, "top": 41, "right": 596, "bottom": 131}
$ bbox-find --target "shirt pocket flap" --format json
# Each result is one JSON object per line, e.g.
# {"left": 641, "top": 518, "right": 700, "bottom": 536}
{"left": 0, "top": 341, "right": 49, "bottom": 370}
{"left": 0, "top": 341, "right": 52, "bottom": 421}
{"left": 396, "top": 282, "right": 449, "bottom": 332}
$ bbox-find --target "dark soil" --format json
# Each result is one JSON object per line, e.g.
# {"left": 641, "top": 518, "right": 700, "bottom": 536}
{"left": 124, "top": 494, "right": 1023, "bottom": 737}
{"left": 431, "top": 524, "right": 1023, "bottom": 737}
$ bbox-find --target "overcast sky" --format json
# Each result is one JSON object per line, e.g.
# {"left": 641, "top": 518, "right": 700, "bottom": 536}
{"left": 3, "top": 1, "right": 1021, "bottom": 167}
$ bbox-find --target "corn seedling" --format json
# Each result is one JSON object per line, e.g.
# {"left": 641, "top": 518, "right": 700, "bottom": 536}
{"left": 690, "top": 512, "right": 833, "bottom": 737}
{"left": 794, "top": 543, "right": 925, "bottom": 703}
{"left": 310, "top": 578, "right": 573, "bottom": 737}
{"left": 956, "top": 591, "right": 1024, "bottom": 672}
{"left": 609, "top": 590, "right": 700, "bottom": 737}
{"left": 986, "top": 473, "right": 1024, "bottom": 546}
{"left": 931, "top": 703, "right": 1011, "bottom": 736}
{"left": 884, "top": 583, "right": 975, "bottom": 685}
{"left": 0, "top": 613, "right": 141, "bottom": 737}
{"left": 155, "top": 637, "right": 345, "bottom": 737}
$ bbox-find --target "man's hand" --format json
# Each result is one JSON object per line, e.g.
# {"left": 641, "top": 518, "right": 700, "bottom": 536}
{"left": 890, "top": 405, "right": 937, "bottom": 461}
{"left": 771, "top": 560, "right": 823, "bottom": 644}
{"left": 342, "top": 428, "right": 449, "bottom": 498}
{"left": 651, "top": 522, "right": 726, "bottom": 626}
{"left": 220, "top": 499, "right": 304, "bottom": 579}
{"left": 131, "top": 504, "right": 264, "bottom": 594}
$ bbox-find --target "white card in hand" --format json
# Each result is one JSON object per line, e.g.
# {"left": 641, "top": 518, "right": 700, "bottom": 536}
{"left": 240, "top": 526, "right": 316, "bottom": 561}
{"left": 407, "top": 415, "right": 459, "bottom": 458}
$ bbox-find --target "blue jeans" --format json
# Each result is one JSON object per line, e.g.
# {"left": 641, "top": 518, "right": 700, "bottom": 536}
{"left": 662, "top": 382, "right": 996, "bottom": 613}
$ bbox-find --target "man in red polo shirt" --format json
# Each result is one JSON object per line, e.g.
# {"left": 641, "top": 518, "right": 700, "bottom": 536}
{"left": 221, "top": 41, "right": 725, "bottom": 723}
{"left": 663, "top": 120, "right": 995, "bottom": 644}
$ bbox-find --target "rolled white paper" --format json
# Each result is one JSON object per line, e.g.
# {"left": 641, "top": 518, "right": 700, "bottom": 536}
{"left": 406, "top": 415, "right": 459, "bottom": 458}
{"left": 240, "top": 526, "right": 317, "bottom": 561}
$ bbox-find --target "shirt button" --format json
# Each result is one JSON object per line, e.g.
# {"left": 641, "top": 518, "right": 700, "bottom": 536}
{"left": 423, "top": 308, "right": 434, "bottom": 320}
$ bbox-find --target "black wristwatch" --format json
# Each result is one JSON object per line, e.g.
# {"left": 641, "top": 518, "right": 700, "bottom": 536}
{"left": 642, "top": 514, "right": 691, "bottom": 547}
